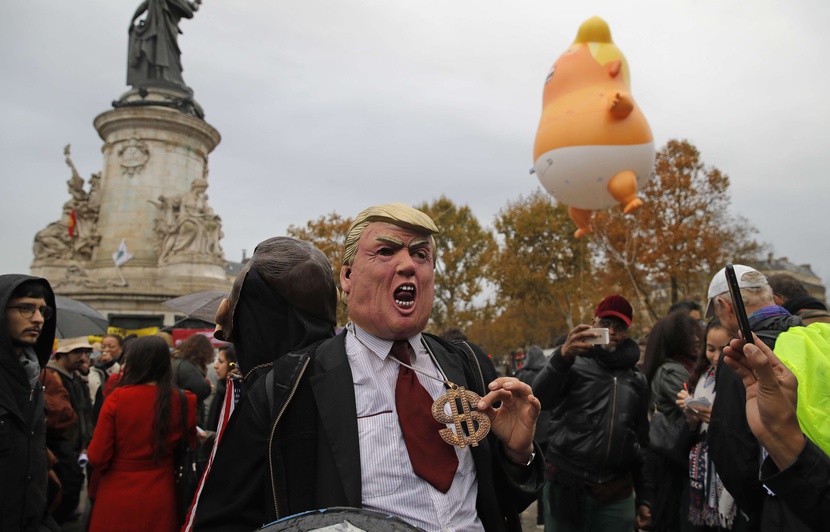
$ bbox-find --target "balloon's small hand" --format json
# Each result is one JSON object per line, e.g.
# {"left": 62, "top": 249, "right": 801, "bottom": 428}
{"left": 609, "top": 92, "right": 634, "bottom": 118}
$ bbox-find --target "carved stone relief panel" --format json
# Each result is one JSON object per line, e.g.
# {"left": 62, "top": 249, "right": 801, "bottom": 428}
{"left": 118, "top": 138, "right": 150, "bottom": 177}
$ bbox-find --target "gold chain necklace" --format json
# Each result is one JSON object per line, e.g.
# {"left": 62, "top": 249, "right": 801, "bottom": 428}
{"left": 347, "top": 324, "right": 491, "bottom": 448}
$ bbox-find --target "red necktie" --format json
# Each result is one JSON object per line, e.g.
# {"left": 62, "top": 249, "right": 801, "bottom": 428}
{"left": 390, "top": 340, "right": 459, "bottom": 493}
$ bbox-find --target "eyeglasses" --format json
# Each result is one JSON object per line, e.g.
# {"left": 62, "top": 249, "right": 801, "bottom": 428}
{"left": 7, "top": 304, "right": 54, "bottom": 320}
{"left": 596, "top": 318, "right": 629, "bottom": 334}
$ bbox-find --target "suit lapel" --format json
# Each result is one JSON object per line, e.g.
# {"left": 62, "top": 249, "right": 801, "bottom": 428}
{"left": 309, "top": 334, "right": 362, "bottom": 507}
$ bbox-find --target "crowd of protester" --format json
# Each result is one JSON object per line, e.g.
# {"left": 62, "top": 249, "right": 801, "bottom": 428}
{"left": 527, "top": 268, "right": 830, "bottom": 532}
{"left": 3, "top": 211, "right": 829, "bottom": 532}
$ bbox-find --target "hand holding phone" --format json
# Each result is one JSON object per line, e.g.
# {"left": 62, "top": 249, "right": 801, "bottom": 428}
{"left": 584, "top": 328, "right": 610, "bottom": 345}
{"left": 562, "top": 324, "right": 610, "bottom": 359}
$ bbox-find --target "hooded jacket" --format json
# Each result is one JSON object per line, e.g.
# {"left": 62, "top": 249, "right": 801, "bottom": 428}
{"left": 187, "top": 266, "right": 337, "bottom": 530}
{"left": 231, "top": 269, "right": 335, "bottom": 376}
{"left": 0, "top": 274, "right": 59, "bottom": 532}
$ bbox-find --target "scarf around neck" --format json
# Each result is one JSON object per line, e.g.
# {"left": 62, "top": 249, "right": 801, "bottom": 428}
{"left": 18, "top": 346, "right": 40, "bottom": 390}
{"left": 587, "top": 339, "right": 639, "bottom": 370}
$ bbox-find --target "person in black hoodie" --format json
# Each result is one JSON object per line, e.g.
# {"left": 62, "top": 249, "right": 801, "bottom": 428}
{"left": 0, "top": 274, "right": 60, "bottom": 531}
{"left": 533, "top": 294, "right": 653, "bottom": 532}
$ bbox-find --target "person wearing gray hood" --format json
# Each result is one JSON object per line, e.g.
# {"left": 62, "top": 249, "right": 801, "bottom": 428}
{"left": 0, "top": 274, "right": 60, "bottom": 531}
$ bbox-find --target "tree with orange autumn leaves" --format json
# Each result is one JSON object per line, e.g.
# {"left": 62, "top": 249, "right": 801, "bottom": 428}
{"left": 486, "top": 190, "right": 599, "bottom": 352}
{"left": 592, "top": 139, "right": 765, "bottom": 325}
{"left": 281, "top": 139, "right": 764, "bottom": 354}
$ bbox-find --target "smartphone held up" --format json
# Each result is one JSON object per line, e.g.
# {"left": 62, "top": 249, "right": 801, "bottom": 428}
{"left": 724, "top": 263, "right": 754, "bottom": 342}
{"left": 584, "top": 328, "right": 610, "bottom": 345}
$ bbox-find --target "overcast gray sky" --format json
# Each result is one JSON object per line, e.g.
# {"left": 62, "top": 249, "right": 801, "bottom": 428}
{"left": 2, "top": 1, "right": 828, "bottom": 288}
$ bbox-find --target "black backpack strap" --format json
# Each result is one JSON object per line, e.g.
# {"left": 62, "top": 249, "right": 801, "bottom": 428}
{"left": 754, "top": 329, "right": 784, "bottom": 347}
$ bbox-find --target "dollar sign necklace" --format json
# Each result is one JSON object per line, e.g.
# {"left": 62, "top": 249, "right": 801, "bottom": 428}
{"left": 347, "top": 324, "right": 491, "bottom": 447}
{"left": 399, "top": 335, "right": 492, "bottom": 448}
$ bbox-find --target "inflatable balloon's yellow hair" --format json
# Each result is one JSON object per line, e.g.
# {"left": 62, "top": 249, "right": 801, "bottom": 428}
{"left": 572, "top": 16, "right": 630, "bottom": 87}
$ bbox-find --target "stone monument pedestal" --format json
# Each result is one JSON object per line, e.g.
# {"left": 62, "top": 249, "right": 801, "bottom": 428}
{"left": 31, "top": 89, "right": 231, "bottom": 325}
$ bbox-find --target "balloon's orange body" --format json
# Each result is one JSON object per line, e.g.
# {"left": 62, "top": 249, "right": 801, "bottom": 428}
{"left": 533, "top": 17, "right": 654, "bottom": 237}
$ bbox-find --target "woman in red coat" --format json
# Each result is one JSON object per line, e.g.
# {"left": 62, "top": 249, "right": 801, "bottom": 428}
{"left": 88, "top": 335, "right": 197, "bottom": 532}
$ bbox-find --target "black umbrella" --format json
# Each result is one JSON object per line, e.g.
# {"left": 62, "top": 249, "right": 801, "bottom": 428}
{"left": 162, "top": 290, "right": 228, "bottom": 323}
{"left": 54, "top": 295, "right": 109, "bottom": 338}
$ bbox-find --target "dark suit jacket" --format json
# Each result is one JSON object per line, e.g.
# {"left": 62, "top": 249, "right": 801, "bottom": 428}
{"left": 193, "top": 332, "right": 543, "bottom": 531}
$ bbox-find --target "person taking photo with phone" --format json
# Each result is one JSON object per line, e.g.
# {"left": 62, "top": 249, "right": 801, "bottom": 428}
{"left": 722, "top": 334, "right": 829, "bottom": 532}
{"left": 705, "top": 264, "right": 806, "bottom": 531}
{"left": 533, "top": 294, "right": 653, "bottom": 532}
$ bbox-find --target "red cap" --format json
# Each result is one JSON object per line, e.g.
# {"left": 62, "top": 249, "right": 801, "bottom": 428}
{"left": 594, "top": 294, "right": 633, "bottom": 327}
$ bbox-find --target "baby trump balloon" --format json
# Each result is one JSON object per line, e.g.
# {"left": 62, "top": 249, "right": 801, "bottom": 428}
{"left": 533, "top": 16, "right": 654, "bottom": 238}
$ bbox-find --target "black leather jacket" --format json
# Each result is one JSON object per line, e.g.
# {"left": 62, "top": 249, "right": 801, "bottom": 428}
{"left": 532, "top": 339, "right": 651, "bottom": 498}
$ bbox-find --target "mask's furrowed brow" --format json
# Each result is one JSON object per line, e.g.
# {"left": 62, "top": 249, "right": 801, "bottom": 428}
{"left": 374, "top": 235, "right": 433, "bottom": 256}
{"left": 407, "top": 238, "right": 431, "bottom": 252}
{"left": 375, "top": 235, "right": 405, "bottom": 248}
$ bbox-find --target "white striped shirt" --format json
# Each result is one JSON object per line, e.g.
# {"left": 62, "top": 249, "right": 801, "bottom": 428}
{"left": 346, "top": 324, "right": 482, "bottom": 531}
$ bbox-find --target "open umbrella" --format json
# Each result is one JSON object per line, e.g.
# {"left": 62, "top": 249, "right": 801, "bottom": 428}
{"left": 54, "top": 295, "right": 109, "bottom": 338}
{"left": 163, "top": 290, "right": 228, "bottom": 323}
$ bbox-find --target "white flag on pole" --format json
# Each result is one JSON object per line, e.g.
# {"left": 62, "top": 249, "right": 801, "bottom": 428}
{"left": 112, "top": 239, "right": 133, "bottom": 267}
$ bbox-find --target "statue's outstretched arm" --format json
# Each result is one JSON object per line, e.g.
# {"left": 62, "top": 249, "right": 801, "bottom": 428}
{"left": 130, "top": 1, "right": 149, "bottom": 26}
